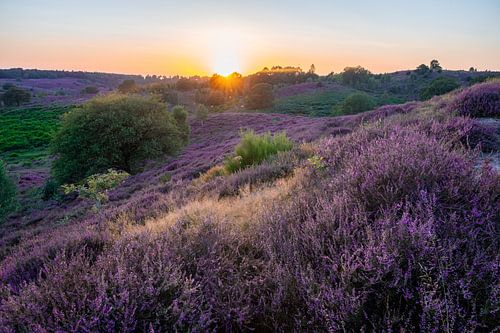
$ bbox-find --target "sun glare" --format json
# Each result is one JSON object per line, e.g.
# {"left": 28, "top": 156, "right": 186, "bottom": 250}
{"left": 212, "top": 48, "right": 241, "bottom": 76}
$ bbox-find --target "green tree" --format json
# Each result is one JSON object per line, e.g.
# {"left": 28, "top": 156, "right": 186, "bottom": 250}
{"left": 430, "top": 59, "right": 442, "bottom": 73}
{"left": 245, "top": 83, "right": 274, "bottom": 109}
{"left": 420, "top": 77, "right": 459, "bottom": 100}
{"left": 176, "top": 78, "right": 197, "bottom": 91}
{"left": 0, "top": 161, "right": 16, "bottom": 222}
{"left": 195, "top": 104, "right": 209, "bottom": 125}
{"left": 117, "top": 79, "right": 137, "bottom": 93}
{"left": 338, "top": 93, "right": 375, "bottom": 115}
{"left": 171, "top": 105, "right": 190, "bottom": 145}
{"left": 1, "top": 86, "right": 31, "bottom": 106}
{"left": 415, "top": 64, "right": 430, "bottom": 75}
{"left": 341, "top": 66, "right": 371, "bottom": 87}
{"left": 146, "top": 83, "right": 178, "bottom": 104}
{"left": 51, "top": 94, "right": 187, "bottom": 184}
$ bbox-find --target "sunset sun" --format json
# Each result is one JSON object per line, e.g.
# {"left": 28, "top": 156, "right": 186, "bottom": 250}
{"left": 211, "top": 48, "right": 241, "bottom": 76}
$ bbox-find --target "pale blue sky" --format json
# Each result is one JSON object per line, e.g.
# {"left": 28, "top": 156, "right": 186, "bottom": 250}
{"left": 1, "top": 0, "right": 499, "bottom": 75}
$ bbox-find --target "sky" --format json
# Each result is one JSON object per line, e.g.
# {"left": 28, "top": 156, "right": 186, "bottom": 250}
{"left": 1, "top": 0, "right": 499, "bottom": 76}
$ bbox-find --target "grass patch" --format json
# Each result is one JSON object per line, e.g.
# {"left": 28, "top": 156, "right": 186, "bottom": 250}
{"left": 269, "top": 90, "right": 406, "bottom": 117}
{"left": 272, "top": 90, "right": 353, "bottom": 116}
{"left": 0, "top": 105, "right": 73, "bottom": 164}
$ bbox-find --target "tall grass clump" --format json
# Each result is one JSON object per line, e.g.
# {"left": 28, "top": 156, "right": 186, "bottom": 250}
{"left": 224, "top": 130, "right": 293, "bottom": 173}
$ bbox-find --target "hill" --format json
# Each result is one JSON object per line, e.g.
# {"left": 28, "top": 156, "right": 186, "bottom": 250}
{"left": 0, "top": 80, "right": 498, "bottom": 331}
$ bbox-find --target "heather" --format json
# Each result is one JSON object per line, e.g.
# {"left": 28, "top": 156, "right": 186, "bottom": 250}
{"left": 0, "top": 84, "right": 499, "bottom": 331}
{"left": 261, "top": 125, "right": 499, "bottom": 331}
{"left": 448, "top": 80, "right": 500, "bottom": 118}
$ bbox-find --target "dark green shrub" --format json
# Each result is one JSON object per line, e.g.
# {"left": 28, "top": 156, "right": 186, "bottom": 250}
{"left": 171, "top": 105, "right": 190, "bottom": 144}
{"left": 42, "top": 178, "right": 60, "bottom": 200}
{"left": 146, "top": 83, "right": 179, "bottom": 104}
{"left": 245, "top": 83, "right": 274, "bottom": 109}
{"left": 224, "top": 130, "right": 292, "bottom": 173}
{"left": 51, "top": 94, "right": 187, "bottom": 184}
{"left": 160, "top": 90, "right": 179, "bottom": 105}
{"left": 415, "top": 64, "right": 430, "bottom": 75}
{"left": 81, "top": 86, "right": 99, "bottom": 94}
{"left": 117, "top": 80, "right": 136, "bottom": 93}
{"left": 176, "top": 78, "right": 198, "bottom": 91}
{"left": 420, "top": 77, "right": 460, "bottom": 100}
{"left": 159, "top": 172, "right": 172, "bottom": 183}
{"left": 0, "top": 161, "right": 16, "bottom": 222}
{"left": 341, "top": 66, "right": 371, "bottom": 87}
{"left": 206, "top": 90, "right": 226, "bottom": 106}
{"left": 195, "top": 104, "right": 209, "bottom": 124}
{"left": 2, "top": 83, "right": 15, "bottom": 91}
{"left": 337, "top": 93, "right": 375, "bottom": 115}
{"left": 1, "top": 87, "right": 31, "bottom": 106}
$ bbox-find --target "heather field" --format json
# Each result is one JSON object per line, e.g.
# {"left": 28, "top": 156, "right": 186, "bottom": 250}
{"left": 0, "top": 79, "right": 499, "bottom": 331}
{"left": 1, "top": 1, "right": 500, "bottom": 328}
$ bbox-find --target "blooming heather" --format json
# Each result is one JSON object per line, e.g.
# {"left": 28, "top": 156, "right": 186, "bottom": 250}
{"left": 449, "top": 81, "right": 500, "bottom": 118}
{"left": 0, "top": 83, "right": 498, "bottom": 331}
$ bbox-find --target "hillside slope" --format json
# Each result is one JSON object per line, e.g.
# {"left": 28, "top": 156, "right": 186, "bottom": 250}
{"left": 0, "top": 81, "right": 499, "bottom": 331}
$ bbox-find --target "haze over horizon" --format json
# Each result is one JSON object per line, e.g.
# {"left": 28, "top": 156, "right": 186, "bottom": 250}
{"left": 1, "top": 0, "right": 500, "bottom": 76}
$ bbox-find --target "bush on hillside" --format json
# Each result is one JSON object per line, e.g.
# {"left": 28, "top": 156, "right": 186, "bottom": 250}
{"left": 420, "top": 77, "right": 459, "bottom": 100}
{"left": 0, "top": 161, "right": 16, "bottom": 222}
{"left": 245, "top": 83, "right": 274, "bottom": 109}
{"left": 195, "top": 104, "right": 209, "bottom": 124}
{"left": 414, "top": 64, "right": 430, "bottom": 75}
{"left": 338, "top": 93, "right": 375, "bottom": 115}
{"left": 224, "top": 130, "right": 292, "bottom": 173}
{"left": 2, "top": 83, "right": 15, "bottom": 91}
{"left": 117, "top": 80, "right": 137, "bottom": 93}
{"left": 448, "top": 81, "right": 500, "bottom": 118}
{"left": 51, "top": 94, "right": 187, "bottom": 184}
{"left": 176, "top": 78, "right": 198, "bottom": 91}
{"left": 1, "top": 86, "right": 31, "bottom": 106}
{"left": 62, "top": 169, "right": 130, "bottom": 208}
{"left": 146, "top": 83, "right": 179, "bottom": 104}
{"left": 206, "top": 90, "right": 226, "bottom": 106}
{"left": 341, "top": 66, "right": 371, "bottom": 87}
{"left": 81, "top": 86, "right": 99, "bottom": 94}
{"left": 171, "top": 105, "right": 190, "bottom": 144}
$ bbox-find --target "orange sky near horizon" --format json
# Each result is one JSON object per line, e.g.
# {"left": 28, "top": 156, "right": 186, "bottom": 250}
{"left": 1, "top": 1, "right": 499, "bottom": 77}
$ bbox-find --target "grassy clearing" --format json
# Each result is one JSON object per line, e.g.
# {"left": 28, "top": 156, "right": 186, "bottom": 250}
{"left": 269, "top": 89, "right": 406, "bottom": 117}
{"left": 0, "top": 106, "right": 71, "bottom": 164}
